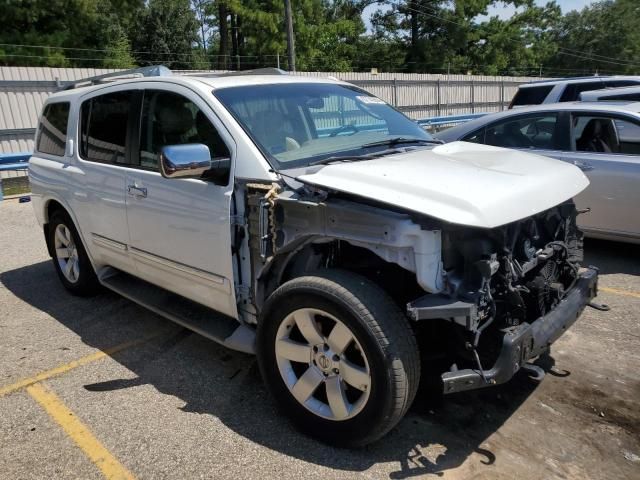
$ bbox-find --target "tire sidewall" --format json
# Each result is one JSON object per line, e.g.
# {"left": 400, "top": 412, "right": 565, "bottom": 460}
{"left": 257, "top": 283, "right": 397, "bottom": 446}
{"left": 49, "top": 211, "right": 97, "bottom": 295}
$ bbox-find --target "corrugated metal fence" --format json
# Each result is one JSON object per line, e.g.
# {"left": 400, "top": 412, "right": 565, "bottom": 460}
{"left": 0, "top": 66, "right": 544, "bottom": 153}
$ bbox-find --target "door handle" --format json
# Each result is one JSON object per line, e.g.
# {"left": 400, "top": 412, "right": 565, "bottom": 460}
{"left": 127, "top": 185, "right": 147, "bottom": 198}
{"left": 573, "top": 160, "right": 594, "bottom": 172}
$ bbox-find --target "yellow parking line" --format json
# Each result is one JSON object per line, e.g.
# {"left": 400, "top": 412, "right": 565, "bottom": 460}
{"left": 0, "top": 334, "right": 161, "bottom": 398}
{"left": 600, "top": 286, "right": 640, "bottom": 299}
{"left": 26, "top": 382, "right": 135, "bottom": 480}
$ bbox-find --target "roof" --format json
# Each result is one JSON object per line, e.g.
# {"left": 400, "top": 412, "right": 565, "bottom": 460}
{"left": 436, "top": 101, "right": 640, "bottom": 141}
{"left": 518, "top": 75, "right": 640, "bottom": 88}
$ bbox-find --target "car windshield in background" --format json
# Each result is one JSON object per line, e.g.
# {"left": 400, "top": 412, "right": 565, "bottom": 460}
{"left": 214, "top": 83, "right": 434, "bottom": 169}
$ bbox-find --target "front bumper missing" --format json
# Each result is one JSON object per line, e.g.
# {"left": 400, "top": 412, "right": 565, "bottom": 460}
{"left": 414, "top": 268, "right": 599, "bottom": 395}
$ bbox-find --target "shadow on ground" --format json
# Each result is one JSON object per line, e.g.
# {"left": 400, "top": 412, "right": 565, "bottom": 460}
{"left": 584, "top": 238, "right": 640, "bottom": 275}
{"left": 2, "top": 260, "right": 553, "bottom": 478}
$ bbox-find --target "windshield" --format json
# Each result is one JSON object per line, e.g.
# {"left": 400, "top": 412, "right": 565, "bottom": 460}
{"left": 214, "top": 83, "right": 434, "bottom": 169}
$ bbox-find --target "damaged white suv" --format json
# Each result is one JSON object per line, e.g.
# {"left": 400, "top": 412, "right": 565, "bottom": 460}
{"left": 30, "top": 67, "right": 599, "bottom": 446}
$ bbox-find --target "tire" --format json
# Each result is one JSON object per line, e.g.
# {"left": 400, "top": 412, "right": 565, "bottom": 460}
{"left": 48, "top": 210, "right": 101, "bottom": 296}
{"left": 257, "top": 269, "right": 420, "bottom": 447}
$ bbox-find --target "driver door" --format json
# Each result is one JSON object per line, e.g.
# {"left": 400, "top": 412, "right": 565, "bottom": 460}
{"left": 124, "top": 84, "right": 238, "bottom": 317}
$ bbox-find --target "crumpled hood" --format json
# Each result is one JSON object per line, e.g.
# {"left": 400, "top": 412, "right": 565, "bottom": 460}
{"left": 297, "top": 141, "right": 589, "bottom": 228}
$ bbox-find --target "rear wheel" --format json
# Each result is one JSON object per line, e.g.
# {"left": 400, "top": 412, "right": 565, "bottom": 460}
{"left": 257, "top": 269, "right": 420, "bottom": 447}
{"left": 48, "top": 210, "right": 101, "bottom": 296}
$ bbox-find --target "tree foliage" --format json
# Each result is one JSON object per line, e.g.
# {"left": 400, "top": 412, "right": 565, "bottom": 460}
{"left": 0, "top": 0, "right": 638, "bottom": 75}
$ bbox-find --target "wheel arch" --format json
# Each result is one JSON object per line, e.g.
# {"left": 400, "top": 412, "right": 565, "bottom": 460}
{"left": 256, "top": 237, "right": 423, "bottom": 315}
{"left": 42, "top": 197, "right": 89, "bottom": 263}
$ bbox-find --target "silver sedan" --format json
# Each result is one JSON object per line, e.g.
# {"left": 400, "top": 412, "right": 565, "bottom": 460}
{"left": 437, "top": 102, "right": 640, "bottom": 244}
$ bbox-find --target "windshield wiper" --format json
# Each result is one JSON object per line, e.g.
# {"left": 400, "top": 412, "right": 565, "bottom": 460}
{"left": 309, "top": 153, "right": 378, "bottom": 166}
{"left": 360, "top": 137, "right": 444, "bottom": 149}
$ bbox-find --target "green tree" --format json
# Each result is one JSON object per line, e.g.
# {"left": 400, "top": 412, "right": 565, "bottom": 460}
{"left": 547, "top": 0, "right": 640, "bottom": 75}
{"left": 132, "top": 0, "right": 201, "bottom": 69}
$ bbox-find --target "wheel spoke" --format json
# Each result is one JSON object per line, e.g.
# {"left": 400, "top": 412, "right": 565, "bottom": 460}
{"left": 293, "top": 310, "right": 324, "bottom": 345}
{"left": 62, "top": 226, "right": 72, "bottom": 245}
{"left": 276, "top": 338, "right": 312, "bottom": 363}
{"left": 55, "top": 227, "right": 68, "bottom": 247}
{"left": 55, "top": 248, "right": 70, "bottom": 259}
{"left": 64, "top": 259, "right": 73, "bottom": 277}
{"left": 291, "top": 366, "right": 324, "bottom": 404}
{"left": 71, "top": 259, "right": 80, "bottom": 281}
{"left": 325, "top": 375, "right": 350, "bottom": 419}
{"left": 326, "top": 321, "right": 353, "bottom": 355}
{"left": 340, "top": 359, "right": 370, "bottom": 392}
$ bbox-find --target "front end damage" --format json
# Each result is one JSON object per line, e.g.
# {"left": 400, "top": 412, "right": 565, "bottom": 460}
{"left": 243, "top": 182, "right": 598, "bottom": 394}
{"left": 406, "top": 202, "right": 598, "bottom": 393}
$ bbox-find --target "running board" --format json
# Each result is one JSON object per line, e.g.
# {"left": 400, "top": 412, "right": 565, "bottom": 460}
{"left": 99, "top": 269, "right": 255, "bottom": 354}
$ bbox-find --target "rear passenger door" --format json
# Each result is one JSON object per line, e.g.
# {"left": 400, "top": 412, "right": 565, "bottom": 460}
{"left": 124, "top": 85, "right": 238, "bottom": 317}
{"left": 565, "top": 112, "right": 640, "bottom": 238}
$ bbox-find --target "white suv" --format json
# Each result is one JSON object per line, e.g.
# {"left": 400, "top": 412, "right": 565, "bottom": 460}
{"left": 30, "top": 67, "right": 599, "bottom": 446}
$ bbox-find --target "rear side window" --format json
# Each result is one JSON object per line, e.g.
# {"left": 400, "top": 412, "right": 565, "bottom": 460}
{"left": 36, "top": 102, "right": 70, "bottom": 156}
{"left": 604, "top": 80, "right": 640, "bottom": 88}
{"left": 80, "top": 91, "right": 134, "bottom": 164}
{"left": 510, "top": 86, "right": 553, "bottom": 107}
{"left": 559, "top": 81, "right": 604, "bottom": 102}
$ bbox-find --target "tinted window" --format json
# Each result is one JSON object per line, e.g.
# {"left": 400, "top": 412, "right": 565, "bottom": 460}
{"left": 80, "top": 91, "right": 134, "bottom": 164}
{"left": 559, "top": 81, "right": 604, "bottom": 102}
{"left": 486, "top": 114, "right": 558, "bottom": 149}
{"left": 36, "top": 102, "right": 70, "bottom": 156}
{"left": 598, "top": 92, "right": 640, "bottom": 102}
{"left": 139, "top": 91, "right": 230, "bottom": 183}
{"left": 573, "top": 114, "right": 640, "bottom": 154}
{"left": 604, "top": 80, "right": 640, "bottom": 88}
{"left": 462, "top": 128, "right": 485, "bottom": 143}
{"left": 510, "top": 86, "right": 553, "bottom": 107}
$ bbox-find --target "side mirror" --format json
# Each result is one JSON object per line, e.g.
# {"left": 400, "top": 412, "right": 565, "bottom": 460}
{"left": 160, "top": 144, "right": 212, "bottom": 179}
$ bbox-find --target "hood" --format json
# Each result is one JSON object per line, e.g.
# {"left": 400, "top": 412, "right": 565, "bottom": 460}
{"left": 297, "top": 142, "right": 589, "bottom": 228}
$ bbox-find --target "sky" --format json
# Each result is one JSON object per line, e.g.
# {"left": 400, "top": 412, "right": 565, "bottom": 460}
{"left": 363, "top": 0, "right": 596, "bottom": 31}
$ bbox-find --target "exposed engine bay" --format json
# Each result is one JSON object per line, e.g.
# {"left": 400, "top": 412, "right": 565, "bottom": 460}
{"left": 441, "top": 201, "right": 583, "bottom": 332}
{"left": 239, "top": 182, "right": 593, "bottom": 390}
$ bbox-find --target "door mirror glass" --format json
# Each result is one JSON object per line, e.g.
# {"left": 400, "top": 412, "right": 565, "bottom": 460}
{"left": 160, "top": 144, "right": 212, "bottom": 178}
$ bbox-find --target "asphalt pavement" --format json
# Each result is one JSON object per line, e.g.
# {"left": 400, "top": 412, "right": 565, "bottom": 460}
{"left": 1, "top": 199, "right": 639, "bottom": 479}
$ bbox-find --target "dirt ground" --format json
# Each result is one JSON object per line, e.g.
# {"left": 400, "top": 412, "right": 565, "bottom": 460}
{"left": 1, "top": 198, "right": 639, "bottom": 479}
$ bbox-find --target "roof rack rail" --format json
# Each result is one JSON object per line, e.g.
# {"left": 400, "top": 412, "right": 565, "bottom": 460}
{"left": 62, "top": 65, "right": 172, "bottom": 90}
{"left": 183, "top": 68, "right": 288, "bottom": 78}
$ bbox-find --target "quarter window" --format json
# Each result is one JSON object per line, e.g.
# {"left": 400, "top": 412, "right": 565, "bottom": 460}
{"left": 509, "top": 86, "right": 553, "bottom": 107}
{"left": 80, "top": 91, "right": 134, "bottom": 164}
{"left": 559, "top": 81, "right": 604, "bottom": 102}
{"left": 36, "top": 102, "right": 70, "bottom": 156}
{"left": 486, "top": 114, "right": 558, "bottom": 150}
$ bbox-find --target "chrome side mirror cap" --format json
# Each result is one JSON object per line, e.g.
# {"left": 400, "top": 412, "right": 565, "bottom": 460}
{"left": 160, "top": 144, "right": 212, "bottom": 179}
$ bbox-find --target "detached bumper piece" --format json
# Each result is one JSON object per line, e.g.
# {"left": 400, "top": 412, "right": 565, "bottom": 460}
{"left": 410, "top": 268, "right": 598, "bottom": 395}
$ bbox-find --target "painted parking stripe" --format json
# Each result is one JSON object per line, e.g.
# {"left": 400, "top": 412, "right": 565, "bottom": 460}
{"left": 600, "top": 287, "right": 640, "bottom": 300}
{"left": 27, "top": 382, "right": 135, "bottom": 480}
{"left": 0, "top": 333, "right": 163, "bottom": 398}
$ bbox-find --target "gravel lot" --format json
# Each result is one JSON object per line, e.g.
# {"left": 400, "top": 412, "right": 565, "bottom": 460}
{"left": 1, "top": 198, "right": 639, "bottom": 480}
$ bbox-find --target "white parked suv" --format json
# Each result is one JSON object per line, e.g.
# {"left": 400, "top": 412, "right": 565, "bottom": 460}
{"left": 30, "top": 67, "right": 600, "bottom": 446}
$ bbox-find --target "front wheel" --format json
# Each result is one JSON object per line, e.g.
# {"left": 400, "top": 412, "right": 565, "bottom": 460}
{"left": 257, "top": 270, "right": 420, "bottom": 447}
